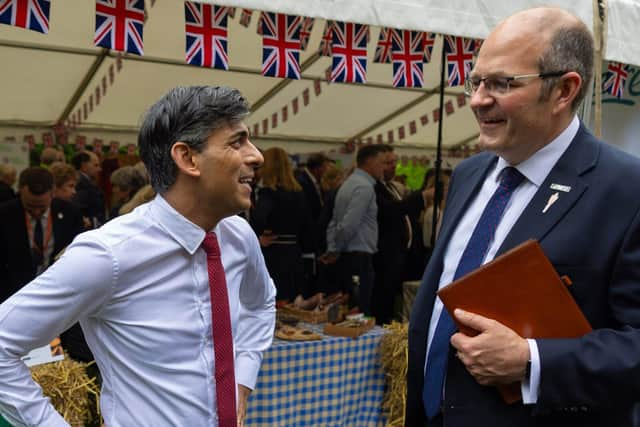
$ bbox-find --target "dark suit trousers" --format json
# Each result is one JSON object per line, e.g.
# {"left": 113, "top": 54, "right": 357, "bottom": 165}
{"left": 338, "top": 251, "right": 374, "bottom": 316}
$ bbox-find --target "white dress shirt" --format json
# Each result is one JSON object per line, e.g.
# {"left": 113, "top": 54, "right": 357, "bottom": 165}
{"left": 0, "top": 195, "right": 276, "bottom": 427}
{"left": 425, "top": 116, "right": 579, "bottom": 403}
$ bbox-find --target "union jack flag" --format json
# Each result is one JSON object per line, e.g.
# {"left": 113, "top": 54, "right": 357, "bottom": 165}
{"left": 318, "top": 20, "right": 334, "bottom": 56}
{"left": 444, "top": 35, "right": 474, "bottom": 86}
{"left": 423, "top": 32, "right": 436, "bottom": 62}
{"left": 374, "top": 28, "right": 398, "bottom": 63}
{"left": 184, "top": 2, "right": 229, "bottom": 70}
{"left": 392, "top": 30, "right": 424, "bottom": 88}
{"left": 94, "top": 0, "right": 145, "bottom": 56}
{"left": 330, "top": 21, "right": 368, "bottom": 84}
{"left": 0, "top": 0, "right": 50, "bottom": 33}
{"left": 300, "top": 17, "right": 314, "bottom": 50}
{"left": 603, "top": 61, "right": 629, "bottom": 99}
{"left": 261, "top": 12, "right": 302, "bottom": 79}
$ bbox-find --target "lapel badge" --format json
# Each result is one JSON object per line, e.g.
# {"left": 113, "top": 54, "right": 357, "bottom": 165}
{"left": 542, "top": 192, "right": 559, "bottom": 214}
{"left": 550, "top": 183, "right": 571, "bottom": 192}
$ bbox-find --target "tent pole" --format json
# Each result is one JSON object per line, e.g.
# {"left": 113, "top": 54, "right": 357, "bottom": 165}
{"left": 593, "top": 0, "right": 606, "bottom": 138}
{"left": 430, "top": 37, "right": 446, "bottom": 248}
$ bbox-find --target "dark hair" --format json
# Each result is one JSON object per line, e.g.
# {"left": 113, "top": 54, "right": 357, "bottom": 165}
{"left": 306, "top": 153, "right": 330, "bottom": 171}
{"left": 18, "top": 167, "right": 54, "bottom": 195}
{"left": 138, "top": 86, "right": 250, "bottom": 193}
{"left": 538, "top": 22, "right": 594, "bottom": 111}
{"left": 356, "top": 144, "right": 387, "bottom": 167}
{"left": 71, "top": 151, "right": 92, "bottom": 171}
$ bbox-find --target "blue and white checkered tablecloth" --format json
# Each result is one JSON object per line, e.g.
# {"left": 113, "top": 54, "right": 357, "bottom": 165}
{"left": 245, "top": 324, "right": 387, "bottom": 427}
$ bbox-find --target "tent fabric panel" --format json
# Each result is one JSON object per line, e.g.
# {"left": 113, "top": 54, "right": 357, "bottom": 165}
{"left": 607, "top": 0, "right": 640, "bottom": 67}
{"left": 201, "top": 0, "right": 592, "bottom": 40}
{"left": 0, "top": 48, "right": 97, "bottom": 123}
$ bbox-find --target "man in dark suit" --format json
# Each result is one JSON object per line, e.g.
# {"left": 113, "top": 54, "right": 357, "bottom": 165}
{"left": 72, "top": 150, "right": 105, "bottom": 227}
{"left": 0, "top": 167, "right": 84, "bottom": 303}
{"left": 296, "top": 153, "right": 331, "bottom": 222}
{"left": 407, "top": 7, "right": 640, "bottom": 427}
{"left": 373, "top": 146, "right": 429, "bottom": 324}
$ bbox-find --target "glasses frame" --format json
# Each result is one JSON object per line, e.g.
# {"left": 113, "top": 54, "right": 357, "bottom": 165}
{"left": 464, "top": 71, "right": 567, "bottom": 97}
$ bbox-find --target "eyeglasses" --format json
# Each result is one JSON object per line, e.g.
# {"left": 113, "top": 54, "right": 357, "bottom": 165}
{"left": 464, "top": 71, "right": 567, "bottom": 97}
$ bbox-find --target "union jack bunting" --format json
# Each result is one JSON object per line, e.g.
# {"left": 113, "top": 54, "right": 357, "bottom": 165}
{"left": 0, "top": 0, "right": 49, "bottom": 33}
{"left": 300, "top": 17, "right": 314, "bottom": 50}
{"left": 330, "top": 21, "right": 368, "bottom": 84}
{"left": 444, "top": 35, "right": 474, "bottom": 86}
{"left": 473, "top": 38, "right": 483, "bottom": 54}
{"left": 391, "top": 30, "right": 424, "bottom": 88}
{"left": 373, "top": 28, "right": 397, "bottom": 63}
{"left": 603, "top": 61, "right": 629, "bottom": 99}
{"left": 184, "top": 2, "right": 229, "bottom": 70}
{"left": 239, "top": 8, "right": 251, "bottom": 27}
{"left": 423, "top": 32, "right": 436, "bottom": 62}
{"left": 318, "top": 20, "right": 334, "bottom": 56}
{"left": 261, "top": 12, "right": 302, "bottom": 79}
{"left": 94, "top": 0, "right": 145, "bottom": 56}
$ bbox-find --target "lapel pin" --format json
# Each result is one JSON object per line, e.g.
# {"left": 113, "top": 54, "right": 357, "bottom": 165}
{"left": 550, "top": 183, "right": 571, "bottom": 192}
{"left": 57, "top": 212, "right": 64, "bottom": 220}
{"left": 542, "top": 192, "right": 559, "bottom": 213}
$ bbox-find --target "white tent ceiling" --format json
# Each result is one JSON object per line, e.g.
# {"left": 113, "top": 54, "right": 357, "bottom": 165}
{"left": 0, "top": 0, "right": 636, "bottom": 152}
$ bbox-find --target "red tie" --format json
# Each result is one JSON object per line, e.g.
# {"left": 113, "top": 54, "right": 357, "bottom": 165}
{"left": 202, "top": 232, "right": 237, "bottom": 427}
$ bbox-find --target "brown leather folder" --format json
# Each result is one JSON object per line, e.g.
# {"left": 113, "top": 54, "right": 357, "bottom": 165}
{"left": 437, "top": 239, "right": 592, "bottom": 403}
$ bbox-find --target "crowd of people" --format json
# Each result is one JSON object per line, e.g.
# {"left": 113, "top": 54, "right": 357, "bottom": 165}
{"left": 243, "top": 144, "right": 450, "bottom": 324}
{"left": 1, "top": 5, "right": 639, "bottom": 427}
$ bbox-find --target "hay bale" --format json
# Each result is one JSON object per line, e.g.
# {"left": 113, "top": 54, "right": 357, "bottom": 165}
{"left": 380, "top": 321, "right": 408, "bottom": 427}
{"left": 30, "top": 354, "right": 100, "bottom": 426}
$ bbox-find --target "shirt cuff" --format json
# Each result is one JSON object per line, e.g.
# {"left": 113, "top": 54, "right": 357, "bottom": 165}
{"left": 521, "top": 338, "right": 541, "bottom": 404}
{"left": 235, "top": 351, "right": 262, "bottom": 390}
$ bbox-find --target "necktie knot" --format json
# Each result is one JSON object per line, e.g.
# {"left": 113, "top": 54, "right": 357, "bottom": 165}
{"left": 202, "top": 232, "right": 221, "bottom": 257}
{"left": 499, "top": 167, "right": 525, "bottom": 192}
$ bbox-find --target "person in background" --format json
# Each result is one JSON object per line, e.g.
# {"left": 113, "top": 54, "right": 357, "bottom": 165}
{"left": 373, "top": 146, "right": 431, "bottom": 325}
{"left": 49, "top": 162, "right": 78, "bottom": 202}
{"left": 0, "top": 163, "right": 17, "bottom": 203}
{"left": 71, "top": 150, "right": 105, "bottom": 228}
{"left": 324, "top": 144, "right": 387, "bottom": 315}
{"left": 0, "top": 86, "right": 276, "bottom": 427}
{"left": 109, "top": 164, "right": 148, "bottom": 219}
{"left": 40, "top": 147, "right": 65, "bottom": 169}
{"left": 251, "top": 146, "right": 313, "bottom": 301}
{"left": 407, "top": 7, "right": 640, "bottom": 426}
{"left": 0, "top": 166, "right": 83, "bottom": 303}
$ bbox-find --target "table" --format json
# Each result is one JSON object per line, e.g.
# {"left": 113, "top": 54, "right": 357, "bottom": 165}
{"left": 245, "top": 324, "right": 387, "bottom": 427}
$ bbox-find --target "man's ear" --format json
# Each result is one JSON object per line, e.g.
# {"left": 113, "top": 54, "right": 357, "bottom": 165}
{"left": 170, "top": 142, "right": 201, "bottom": 178}
{"left": 551, "top": 71, "right": 582, "bottom": 115}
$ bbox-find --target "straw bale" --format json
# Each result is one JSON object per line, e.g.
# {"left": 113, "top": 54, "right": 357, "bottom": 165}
{"left": 380, "top": 321, "right": 408, "bottom": 427}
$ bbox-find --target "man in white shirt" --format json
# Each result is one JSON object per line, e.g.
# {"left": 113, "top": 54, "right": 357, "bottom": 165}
{"left": 406, "top": 7, "right": 640, "bottom": 427}
{"left": 0, "top": 86, "right": 276, "bottom": 427}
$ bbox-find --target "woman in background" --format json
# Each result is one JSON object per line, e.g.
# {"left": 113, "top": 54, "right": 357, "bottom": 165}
{"left": 50, "top": 162, "right": 78, "bottom": 202}
{"left": 251, "top": 147, "right": 313, "bottom": 301}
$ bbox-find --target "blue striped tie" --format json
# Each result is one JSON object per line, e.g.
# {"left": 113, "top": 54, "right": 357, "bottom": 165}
{"left": 422, "top": 166, "right": 525, "bottom": 419}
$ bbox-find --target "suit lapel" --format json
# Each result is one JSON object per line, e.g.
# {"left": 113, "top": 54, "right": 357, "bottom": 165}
{"left": 498, "top": 126, "right": 598, "bottom": 255}
{"left": 437, "top": 154, "right": 497, "bottom": 247}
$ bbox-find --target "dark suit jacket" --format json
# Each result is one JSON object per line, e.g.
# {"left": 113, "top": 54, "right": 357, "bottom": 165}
{"left": 375, "top": 182, "right": 424, "bottom": 255}
{"left": 0, "top": 197, "right": 84, "bottom": 303}
{"left": 296, "top": 169, "right": 323, "bottom": 221}
{"left": 72, "top": 173, "right": 105, "bottom": 226}
{"left": 407, "top": 125, "right": 640, "bottom": 427}
{"left": 0, "top": 181, "right": 15, "bottom": 204}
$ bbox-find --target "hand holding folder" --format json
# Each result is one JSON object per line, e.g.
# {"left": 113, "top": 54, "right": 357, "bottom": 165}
{"left": 437, "top": 239, "right": 592, "bottom": 403}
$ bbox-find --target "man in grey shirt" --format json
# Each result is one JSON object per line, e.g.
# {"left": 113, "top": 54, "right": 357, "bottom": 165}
{"left": 324, "top": 144, "right": 386, "bottom": 316}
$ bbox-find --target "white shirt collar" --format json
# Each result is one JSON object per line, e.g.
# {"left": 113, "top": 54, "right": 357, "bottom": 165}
{"left": 148, "top": 194, "right": 208, "bottom": 255}
{"left": 495, "top": 115, "right": 579, "bottom": 187}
